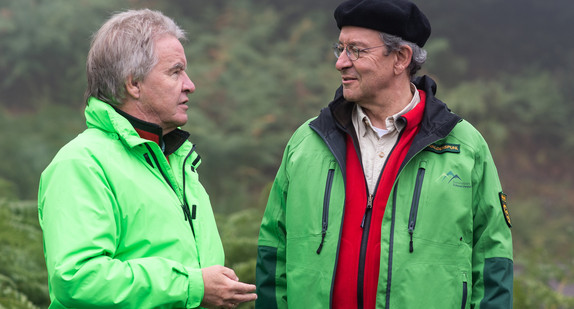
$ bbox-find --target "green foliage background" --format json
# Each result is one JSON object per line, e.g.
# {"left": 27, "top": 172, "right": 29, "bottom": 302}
{"left": 1, "top": 0, "right": 573, "bottom": 308}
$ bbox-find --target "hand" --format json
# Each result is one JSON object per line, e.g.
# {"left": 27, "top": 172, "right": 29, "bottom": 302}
{"left": 200, "top": 265, "right": 257, "bottom": 309}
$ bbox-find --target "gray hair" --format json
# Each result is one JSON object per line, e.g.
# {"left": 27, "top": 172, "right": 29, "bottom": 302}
{"left": 85, "top": 9, "right": 186, "bottom": 105}
{"left": 379, "top": 32, "right": 427, "bottom": 79}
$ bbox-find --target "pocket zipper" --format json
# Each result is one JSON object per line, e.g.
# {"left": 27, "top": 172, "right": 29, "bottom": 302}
{"left": 461, "top": 272, "right": 468, "bottom": 309}
{"left": 408, "top": 162, "right": 426, "bottom": 253}
{"left": 317, "top": 163, "right": 336, "bottom": 254}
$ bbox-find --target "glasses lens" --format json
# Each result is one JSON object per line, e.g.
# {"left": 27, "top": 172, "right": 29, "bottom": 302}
{"left": 348, "top": 46, "right": 360, "bottom": 60}
{"left": 333, "top": 44, "right": 344, "bottom": 58}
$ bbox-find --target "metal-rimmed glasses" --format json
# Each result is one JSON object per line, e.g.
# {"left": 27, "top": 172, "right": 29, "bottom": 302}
{"left": 332, "top": 43, "right": 386, "bottom": 61}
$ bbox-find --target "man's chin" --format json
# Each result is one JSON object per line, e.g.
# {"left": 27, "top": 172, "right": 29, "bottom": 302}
{"left": 169, "top": 117, "right": 188, "bottom": 131}
{"left": 342, "top": 89, "right": 357, "bottom": 102}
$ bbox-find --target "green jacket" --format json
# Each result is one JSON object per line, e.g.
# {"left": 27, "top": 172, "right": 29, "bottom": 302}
{"left": 256, "top": 76, "right": 513, "bottom": 308}
{"left": 38, "top": 98, "right": 224, "bottom": 308}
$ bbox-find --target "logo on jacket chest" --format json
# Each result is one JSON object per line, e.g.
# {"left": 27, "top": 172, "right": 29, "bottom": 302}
{"left": 436, "top": 171, "right": 471, "bottom": 189}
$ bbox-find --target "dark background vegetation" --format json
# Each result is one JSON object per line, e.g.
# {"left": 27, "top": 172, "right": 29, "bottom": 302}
{"left": 1, "top": 0, "right": 573, "bottom": 308}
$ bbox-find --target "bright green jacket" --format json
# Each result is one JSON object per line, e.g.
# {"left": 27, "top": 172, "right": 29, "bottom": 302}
{"left": 256, "top": 76, "right": 513, "bottom": 308}
{"left": 38, "top": 98, "right": 224, "bottom": 308}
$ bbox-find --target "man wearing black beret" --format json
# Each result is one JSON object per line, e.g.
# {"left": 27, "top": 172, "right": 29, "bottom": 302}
{"left": 256, "top": 0, "right": 514, "bottom": 308}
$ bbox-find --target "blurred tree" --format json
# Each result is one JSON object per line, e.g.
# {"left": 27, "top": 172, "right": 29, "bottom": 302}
{"left": 0, "top": 104, "right": 84, "bottom": 199}
{"left": 514, "top": 250, "right": 574, "bottom": 309}
{"left": 421, "top": 37, "right": 468, "bottom": 87}
{"left": 0, "top": 0, "right": 125, "bottom": 109}
{"left": 0, "top": 200, "right": 48, "bottom": 308}
{"left": 414, "top": 0, "right": 573, "bottom": 79}
{"left": 441, "top": 71, "right": 573, "bottom": 182}
{"left": 176, "top": 0, "right": 339, "bottom": 213}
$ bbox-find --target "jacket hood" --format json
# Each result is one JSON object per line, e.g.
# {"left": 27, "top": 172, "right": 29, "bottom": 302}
{"left": 85, "top": 97, "right": 145, "bottom": 149}
{"left": 406, "top": 76, "right": 462, "bottom": 168}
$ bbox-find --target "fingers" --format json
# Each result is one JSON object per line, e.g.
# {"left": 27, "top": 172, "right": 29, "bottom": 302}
{"left": 233, "top": 281, "right": 256, "bottom": 294}
{"left": 231, "top": 288, "right": 258, "bottom": 303}
{"left": 201, "top": 266, "right": 257, "bottom": 308}
{"left": 220, "top": 266, "right": 239, "bottom": 281}
{"left": 224, "top": 284, "right": 257, "bottom": 309}
{"left": 226, "top": 278, "right": 257, "bottom": 304}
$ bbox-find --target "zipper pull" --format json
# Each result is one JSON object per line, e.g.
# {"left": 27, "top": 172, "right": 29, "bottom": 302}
{"left": 182, "top": 204, "right": 191, "bottom": 221}
{"left": 316, "top": 231, "right": 326, "bottom": 254}
{"left": 317, "top": 216, "right": 329, "bottom": 254}
{"left": 181, "top": 203, "right": 196, "bottom": 235}
{"left": 143, "top": 153, "right": 154, "bottom": 167}
{"left": 361, "top": 194, "right": 374, "bottom": 228}
{"left": 408, "top": 221, "right": 415, "bottom": 253}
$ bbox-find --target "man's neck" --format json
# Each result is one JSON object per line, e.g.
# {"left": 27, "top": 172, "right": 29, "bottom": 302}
{"left": 359, "top": 81, "right": 414, "bottom": 128}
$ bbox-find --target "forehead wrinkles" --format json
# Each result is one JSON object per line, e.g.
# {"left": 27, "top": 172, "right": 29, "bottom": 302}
{"left": 339, "top": 26, "right": 381, "bottom": 46}
{"left": 338, "top": 37, "right": 376, "bottom": 48}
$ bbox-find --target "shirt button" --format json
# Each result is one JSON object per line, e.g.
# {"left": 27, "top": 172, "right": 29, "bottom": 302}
{"left": 379, "top": 152, "right": 385, "bottom": 158}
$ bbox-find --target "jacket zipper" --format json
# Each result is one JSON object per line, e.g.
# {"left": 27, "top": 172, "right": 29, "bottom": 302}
{"left": 144, "top": 144, "right": 196, "bottom": 235}
{"left": 408, "top": 162, "right": 426, "bottom": 253}
{"left": 317, "top": 163, "right": 336, "bottom": 254}
{"left": 356, "top": 128, "right": 403, "bottom": 309}
{"left": 181, "top": 146, "right": 197, "bottom": 235}
{"left": 357, "top": 193, "right": 374, "bottom": 309}
{"left": 145, "top": 144, "right": 175, "bottom": 191}
{"left": 360, "top": 194, "right": 374, "bottom": 228}
{"left": 143, "top": 153, "right": 154, "bottom": 167}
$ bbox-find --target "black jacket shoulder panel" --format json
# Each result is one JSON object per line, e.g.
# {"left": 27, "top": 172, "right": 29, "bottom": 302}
{"left": 405, "top": 76, "right": 462, "bottom": 168}
{"left": 309, "top": 101, "right": 348, "bottom": 177}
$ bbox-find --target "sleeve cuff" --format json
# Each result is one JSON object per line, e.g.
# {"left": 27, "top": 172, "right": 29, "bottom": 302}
{"left": 185, "top": 268, "right": 205, "bottom": 308}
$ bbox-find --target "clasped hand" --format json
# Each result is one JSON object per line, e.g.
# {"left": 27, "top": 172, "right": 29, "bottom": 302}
{"left": 201, "top": 265, "right": 257, "bottom": 309}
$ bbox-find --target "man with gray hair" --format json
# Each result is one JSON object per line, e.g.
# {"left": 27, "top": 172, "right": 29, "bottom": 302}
{"left": 256, "top": 0, "right": 513, "bottom": 308}
{"left": 39, "top": 9, "right": 256, "bottom": 308}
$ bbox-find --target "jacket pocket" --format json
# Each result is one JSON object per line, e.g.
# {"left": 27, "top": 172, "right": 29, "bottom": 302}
{"left": 408, "top": 161, "right": 427, "bottom": 253}
{"left": 317, "top": 161, "right": 336, "bottom": 254}
{"left": 389, "top": 264, "right": 467, "bottom": 308}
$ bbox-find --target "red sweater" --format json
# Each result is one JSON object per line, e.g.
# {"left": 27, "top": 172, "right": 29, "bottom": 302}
{"left": 333, "top": 91, "right": 426, "bottom": 309}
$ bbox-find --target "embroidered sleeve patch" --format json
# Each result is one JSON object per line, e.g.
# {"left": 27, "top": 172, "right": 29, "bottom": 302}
{"left": 499, "top": 192, "right": 512, "bottom": 228}
{"left": 425, "top": 143, "right": 460, "bottom": 154}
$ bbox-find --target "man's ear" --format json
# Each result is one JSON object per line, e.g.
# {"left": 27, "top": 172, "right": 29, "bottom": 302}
{"left": 125, "top": 75, "right": 140, "bottom": 99}
{"left": 394, "top": 45, "right": 413, "bottom": 75}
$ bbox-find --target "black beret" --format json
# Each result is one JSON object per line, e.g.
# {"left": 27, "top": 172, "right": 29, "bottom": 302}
{"left": 334, "top": 0, "right": 431, "bottom": 47}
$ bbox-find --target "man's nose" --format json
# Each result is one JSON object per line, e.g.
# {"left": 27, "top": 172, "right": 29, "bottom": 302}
{"left": 335, "top": 51, "right": 352, "bottom": 71}
{"left": 183, "top": 72, "right": 195, "bottom": 93}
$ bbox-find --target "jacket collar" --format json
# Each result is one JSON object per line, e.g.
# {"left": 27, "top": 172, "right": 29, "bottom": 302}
{"left": 85, "top": 98, "right": 189, "bottom": 157}
{"left": 315, "top": 75, "right": 460, "bottom": 139}
{"left": 309, "top": 75, "right": 462, "bottom": 173}
{"left": 113, "top": 107, "right": 164, "bottom": 146}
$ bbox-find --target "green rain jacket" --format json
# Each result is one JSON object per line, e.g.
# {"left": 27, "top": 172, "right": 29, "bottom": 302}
{"left": 38, "top": 98, "right": 224, "bottom": 308}
{"left": 256, "top": 76, "right": 513, "bottom": 308}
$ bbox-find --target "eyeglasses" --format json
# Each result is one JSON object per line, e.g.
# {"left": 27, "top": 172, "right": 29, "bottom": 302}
{"left": 332, "top": 43, "right": 386, "bottom": 61}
